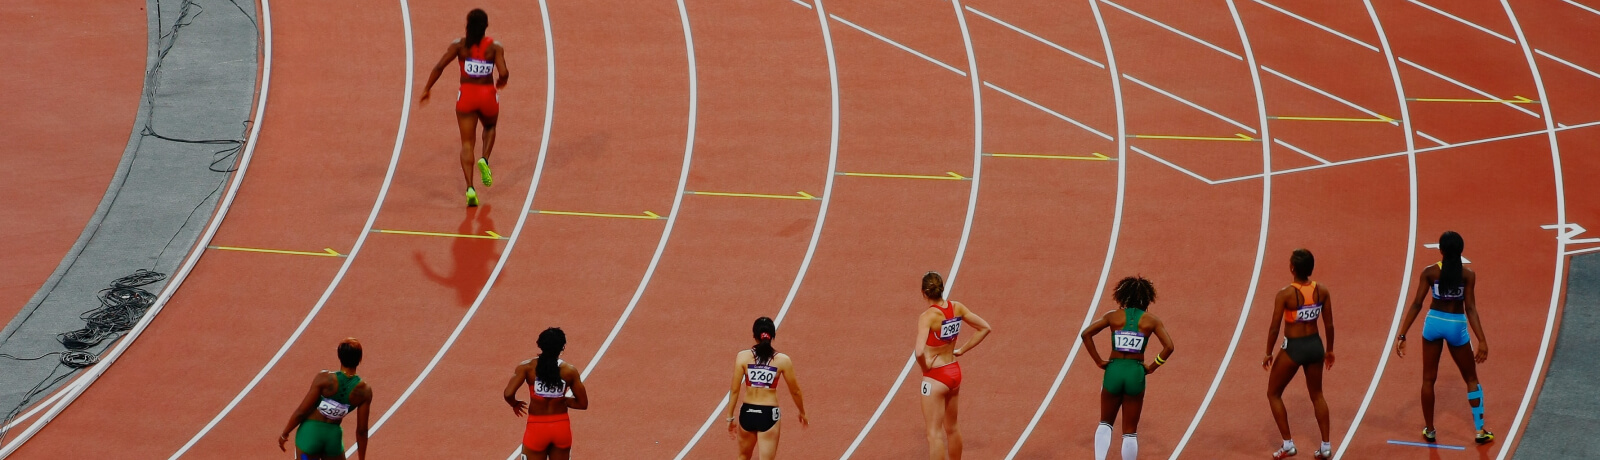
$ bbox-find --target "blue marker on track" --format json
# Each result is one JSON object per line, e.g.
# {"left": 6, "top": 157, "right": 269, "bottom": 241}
{"left": 1387, "top": 440, "right": 1466, "bottom": 450}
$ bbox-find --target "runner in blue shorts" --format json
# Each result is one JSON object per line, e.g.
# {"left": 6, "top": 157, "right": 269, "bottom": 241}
{"left": 1395, "top": 231, "right": 1494, "bottom": 445}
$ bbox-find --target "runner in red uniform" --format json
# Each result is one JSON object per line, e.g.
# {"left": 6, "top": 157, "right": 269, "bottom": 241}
{"left": 421, "top": 8, "right": 509, "bottom": 206}
{"left": 505, "top": 328, "right": 588, "bottom": 460}
{"left": 915, "top": 271, "right": 992, "bottom": 460}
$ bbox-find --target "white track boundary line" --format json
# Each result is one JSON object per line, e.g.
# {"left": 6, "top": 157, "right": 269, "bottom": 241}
{"left": 673, "top": 0, "right": 841, "bottom": 454}
{"left": 1399, "top": 57, "right": 1541, "bottom": 118}
{"left": 1124, "top": 73, "right": 1257, "bottom": 134}
{"left": 1416, "top": 131, "right": 1450, "bottom": 146}
{"left": 0, "top": 0, "right": 275, "bottom": 454}
{"left": 348, "top": 0, "right": 558, "bottom": 455}
{"left": 1102, "top": 0, "right": 1242, "bottom": 60}
{"left": 840, "top": 1, "right": 983, "bottom": 456}
{"left": 1130, "top": 146, "right": 1219, "bottom": 185}
{"left": 1536, "top": 49, "right": 1600, "bottom": 81}
{"left": 829, "top": 14, "right": 966, "bottom": 76}
{"left": 1275, "top": 138, "right": 1330, "bottom": 164}
{"left": 1260, "top": 66, "right": 1398, "bottom": 126}
{"left": 1003, "top": 0, "right": 1129, "bottom": 454}
{"left": 983, "top": 81, "right": 1112, "bottom": 141}
{"left": 1333, "top": 2, "right": 1419, "bottom": 457}
{"left": 1407, "top": 0, "right": 1515, "bottom": 44}
{"left": 169, "top": 0, "right": 413, "bottom": 455}
{"left": 0, "top": 385, "right": 68, "bottom": 433}
{"left": 964, "top": 6, "right": 1104, "bottom": 69}
{"left": 1250, "top": 0, "right": 1378, "bottom": 52}
{"left": 1565, "top": 0, "right": 1600, "bottom": 16}
{"left": 1167, "top": 1, "right": 1272, "bottom": 455}
{"left": 786, "top": 0, "right": 812, "bottom": 10}
{"left": 1492, "top": 2, "right": 1566, "bottom": 458}
{"left": 1567, "top": 246, "right": 1600, "bottom": 256}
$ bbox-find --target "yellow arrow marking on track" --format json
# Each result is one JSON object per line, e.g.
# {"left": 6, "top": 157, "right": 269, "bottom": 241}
{"left": 984, "top": 152, "right": 1114, "bottom": 161}
{"left": 838, "top": 171, "right": 969, "bottom": 180}
{"left": 531, "top": 210, "right": 666, "bottom": 220}
{"left": 1130, "top": 133, "right": 1256, "bottom": 142}
{"left": 373, "top": 229, "right": 506, "bottom": 239}
{"left": 1269, "top": 115, "right": 1395, "bottom": 123}
{"left": 1407, "top": 95, "right": 1538, "bottom": 104}
{"left": 688, "top": 191, "right": 819, "bottom": 200}
{"left": 209, "top": 246, "right": 345, "bottom": 257}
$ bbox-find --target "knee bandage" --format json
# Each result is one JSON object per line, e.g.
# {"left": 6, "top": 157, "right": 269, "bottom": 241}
{"left": 1468, "top": 384, "right": 1486, "bottom": 430}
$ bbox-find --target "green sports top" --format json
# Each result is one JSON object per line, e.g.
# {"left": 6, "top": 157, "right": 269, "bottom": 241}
{"left": 1110, "top": 308, "right": 1149, "bottom": 354}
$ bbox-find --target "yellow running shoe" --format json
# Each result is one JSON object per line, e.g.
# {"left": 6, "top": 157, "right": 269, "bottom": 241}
{"left": 477, "top": 158, "right": 493, "bottom": 187}
{"left": 466, "top": 187, "right": 479, "bottom": 207}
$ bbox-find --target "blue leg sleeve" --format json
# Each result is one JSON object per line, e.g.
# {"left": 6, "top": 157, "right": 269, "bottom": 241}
{"left": 1469, "top": 385, "right": 1485, "bottom": 430}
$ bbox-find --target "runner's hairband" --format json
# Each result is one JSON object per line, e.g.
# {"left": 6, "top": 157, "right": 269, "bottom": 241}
{"left": 759, "top": 333, "right": 771, "bottom": 340}
{"left": 1154, "top": 355, "right": 1166, "bottom": 365}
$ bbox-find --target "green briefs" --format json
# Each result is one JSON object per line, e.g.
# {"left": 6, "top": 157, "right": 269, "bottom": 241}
{"left": 1102, "top": 358, "right": 1146, "bottom": 395}
{"left": 295, "top": 419, "right": 344, "bottom": 456}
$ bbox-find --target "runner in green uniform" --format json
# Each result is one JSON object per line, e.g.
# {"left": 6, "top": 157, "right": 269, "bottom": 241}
{"left": 280, "top": 338, "right": 374, "bottom": 460}
{"left": 1081, "top": 276, "right": 1174, "bottom": 460}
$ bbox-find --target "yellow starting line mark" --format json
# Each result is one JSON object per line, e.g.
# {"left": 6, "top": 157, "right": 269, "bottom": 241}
{"left": 984, "top": 152, "right": 1113, "bottom": 161}
{"left": 1407, "top": 95, "right": 1538, "bottom": 104}
{"left": 687, "top": 191, "right": 819, "bottom": 200}
{"left": 531, "top": 210, "right": 665, "bottom": 220}
{"left": 209, "top": 246, "right": 345, "bottom": 257}
{"left": 1130, "top": 133, "right": 1256, "bottom": 142}
{"left": 373, "top": 229, "right": 506, "bottom": 239}
{"left": 837, "top": 171, "right": 969, "bottom": 181}
{"left": 1269, "top": 115, "right": 1395, "bottom": 123}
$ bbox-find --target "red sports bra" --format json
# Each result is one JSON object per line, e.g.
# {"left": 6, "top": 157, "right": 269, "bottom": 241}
{"left": 459, "top": 37, "right": 495, "bottom": 79}
{"left": 925, "top": 300, "right": 962, "bottom": 347}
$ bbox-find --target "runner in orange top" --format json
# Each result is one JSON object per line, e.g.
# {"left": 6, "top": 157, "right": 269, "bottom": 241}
{"left": 505, "top": 328, "right": 588, "bottom": 460}
{"left": 421, "top": 8, "right": 509, "bottom": 206}
{"left": 1263, "top": 249, "right": 1336, "bottom": 459}
{"left": 914, "top": 271, "right": 992, "bottom": 460}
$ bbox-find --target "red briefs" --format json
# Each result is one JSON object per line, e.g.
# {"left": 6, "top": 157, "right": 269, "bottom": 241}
{"left": 523, "top": 413, "right": 572, "bottom": 451}
{"left": 923, "top": 362, "right": 962, "bottom": 392}
{"left": 456, "top": 83, "right": 499, "bottom": 118}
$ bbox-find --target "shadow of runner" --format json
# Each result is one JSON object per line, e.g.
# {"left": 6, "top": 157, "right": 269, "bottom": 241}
{"left": 413, "top": 205, "right": 502, "bottom": 307}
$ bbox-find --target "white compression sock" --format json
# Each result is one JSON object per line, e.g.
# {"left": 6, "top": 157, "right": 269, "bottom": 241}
{"left": 1095, "top": 423, "right": 1112, "bottom": 460}
{"left": 1283, "top": 439, "right": 1296, "bottom": 450}
{"left": 1122, "top": 433, "right": 1138, "bottom": 460}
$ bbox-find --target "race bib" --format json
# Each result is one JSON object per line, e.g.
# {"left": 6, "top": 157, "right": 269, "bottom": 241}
{"left": 937, "top": 317, "right": 962, "bottom": 341}
{"left": 920, "top": 381, "right": 931, "bottom": 395}
{"left": 746, "top": 364, "right": 778, "bottom": 389}
{"left": 533, "top": 378, "right": 567, "bottom": 398}
{"left": 316, "top": 398, "right": 350, "bottom": 421}
{"left": 1111, "top": 330, "right": 1147, "bottom": 354}
{"left": 464, "top": 59, "right": 494, "bottom": 77}
{"left": 1293, "top": 305, "right": 1322, "bottom": 322}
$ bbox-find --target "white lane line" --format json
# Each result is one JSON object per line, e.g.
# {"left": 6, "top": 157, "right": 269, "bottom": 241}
{"left": 1101, "top": 0, "right": 1243, "bottom": 60}
{"left": 1123, "top": 73, "right": 1257, "bottom": 134}
{"left": 830, "top": 14, "right": 966, "bottom": 76}
{"left": 1168, "top": 2, "right": 1273, "bottom": 455}
{"left": 1493, "top": 2, "right": 1567, "bottom": 458}
{"left": 1130, "top": 146, "right": 1218, "bottom": 185}
{"left": 1003, "top": 0, "right": 1130, "bottom": 454}
{"left": 1415, "top": 131, "right": 1449, "bottom": 146}
{"left": 983, "top": 81, "right": 1113, "bottom": 141}
{"left": 1565, "top": 0, "right": 1600, "bottom": 16}
{"left": 0, "top": 0, "right": 276, "bottom": 453}
{"left": 1210, "top": 120, "right": 1600, "bottom": 184}
{"left": 1399, "top": 57, "right": 1541, "bottom": 118}
{"left": 1260, "top": 65, "right": 1398, "bottom": 126}
{"left": 1536, "top": 49, "right": 1600, "bottom": 80}
{"left": 168, "top": 0, "right": 412, "bottom": 455}
{"left": 1275, "top": 139, "right": 1330, "bottom": 164}
{"left": 1250, "top": 0, "right": 1378, "bottom": 52}
{"left": 964, "top": 6, "right": 1105, "bottom": 69}
{"left": 577, "top": 0, "right": 700, "bottom": 387}
{"left": 672, "top": 0, "right": 841, "bottom": 454}
{"left": 840, "top": 1, "right": 984, "bottom": 456}
{"left": 787, "top": 0, "right": 812, "bottom": 10}
{"left": 1333, "top": 2, "right": 1419, "bottom": 458}
{"left": 349, "top": 0, "right": 558, "bottom": 455}
{"left": 1407, "top": 0, "right": 1515, "bottom": 44}
{"left": 1567, "top": 245, "right": 1600, "bottom": 256}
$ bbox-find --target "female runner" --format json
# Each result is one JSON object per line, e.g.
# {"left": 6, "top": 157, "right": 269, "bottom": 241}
{"left": 1081, "top": 276, "right": 1173, "bottom": 460}
{"left": 505, "top": 327, "right": 589, "bottom": 460}
{"left": 724, "top": 317, "right": 808, "bottom": 460}
{"left": 421, "top": 8, "right": 509, "bottom": 206}
{"left": 1395, "top": 231, "right": 1494, "bottom": 444}
{"left": 915, "top": 271, "right": 992, "bottom": 460}
{"left": 279, "top": 338, "right": 373, "bottom": 460}
{"left": 1263, "top": 249, "right": 1336, "bottom": 459}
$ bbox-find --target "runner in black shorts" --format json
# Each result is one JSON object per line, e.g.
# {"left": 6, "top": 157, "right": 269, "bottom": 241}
{"left": 725, "top": 317, "right": 808, "bottom": 459}
{"left": 1264, "top": 249, "right": 1335, "bottom": 459}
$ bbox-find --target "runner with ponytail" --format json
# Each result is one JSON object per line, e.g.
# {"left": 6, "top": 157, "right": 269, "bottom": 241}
{"left": 506, "top": 328, "right": 589, "bottom": 460}
{"left": 725, "top": 316, "right": 808, "bottom": 459}
{"left": 421, "top": 8, "right": 510, "bottom": 206}
{"left": 1395, "top": 231, "right": 1494, "bottom": 444}
{"left": 915, "top": 271, "right": 993, "bottom": 460}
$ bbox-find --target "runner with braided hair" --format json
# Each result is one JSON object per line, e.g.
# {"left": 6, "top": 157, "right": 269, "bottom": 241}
{"left": 506, "top": 328, "right": 589, "bottom": 460}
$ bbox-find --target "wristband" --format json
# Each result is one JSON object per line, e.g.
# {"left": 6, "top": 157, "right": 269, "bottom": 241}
{"left": 1397, "top": 335, "right": 1406, "bottom": 341}
{"left": 1153, "top": 355, "right": 1166, "bottom": 365}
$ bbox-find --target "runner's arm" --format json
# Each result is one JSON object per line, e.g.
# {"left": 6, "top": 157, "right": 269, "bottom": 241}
{"left": 503, "top": 363, "right": 528, "bottom": 416}
{"left": 779, "top": 355, "right": 807, "bottom": 425}
{"left": 493, "top": 43, "right": 510, "bottom": 88}
{"left": 421, "top": 42, "right": 460, "bottom": 96}
{"left": 1149, "top": 315, "right": 1175, "bottom": 372}
{"left": 725, "top": 354, "right": 746, "bottom": 424}
{"left": 354, "top": 385, "right": 371, "bottom": 460}
{"left": 1320, "top": 287, "right": 1335, "bottom": 356}
{"left": 279, "top": 373, "right": 326, "bottom": 443}
{"left": 954, "top": 303, "right": 991, "bottom": 356}
{"left": 565, "top": 364, "right": 589, "bottom": 410}
{"left": 914, "top": 311, "right": 936, "bottom": 372}
{"left": 1394, "top": 270, "right": 1432, "bottom": 357}
{"left": 1265, "top": 289, "right": 1288, "bottom": 362}
{"left": 1080, "top": 314, "right": 1110, "bottom": 368}
{"left": 1464, "top": 271, "right": 1488, "bottom": 361}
